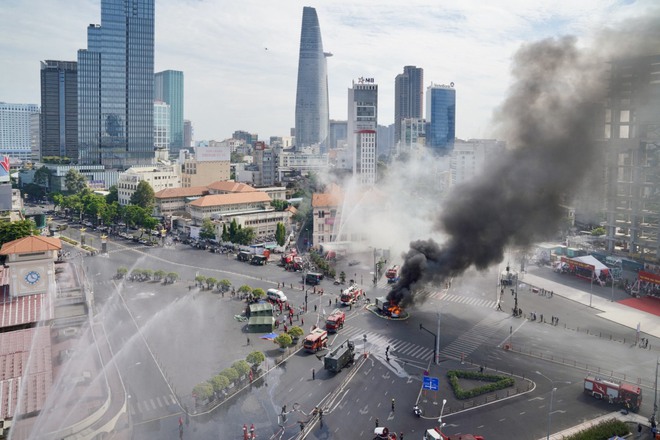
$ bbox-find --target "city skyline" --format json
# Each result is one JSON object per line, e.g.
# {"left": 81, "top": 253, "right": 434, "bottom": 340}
{"left": 0, "top": 0, "right": 652, "bottom": 143}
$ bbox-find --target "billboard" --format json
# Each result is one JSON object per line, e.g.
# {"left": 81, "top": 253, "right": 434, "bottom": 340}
{"left": 195, "top": 146, "right": 230, "bottom": 162}
{"left": 0, "top": 156, "right": 10, "bottom": 183}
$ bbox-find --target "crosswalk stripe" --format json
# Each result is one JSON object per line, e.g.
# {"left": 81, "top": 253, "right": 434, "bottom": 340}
{"left": 156, "top": 396, "right": 164, "bottom": 407}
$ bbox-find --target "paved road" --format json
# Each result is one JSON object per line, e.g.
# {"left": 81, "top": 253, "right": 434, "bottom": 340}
{"left": 57, "top": 229, "right": 659, "bottom": 439}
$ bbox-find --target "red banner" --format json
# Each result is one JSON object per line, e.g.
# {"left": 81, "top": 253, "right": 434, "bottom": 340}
{"left": 638, "top": 270, "right": 660, "bottom": 285}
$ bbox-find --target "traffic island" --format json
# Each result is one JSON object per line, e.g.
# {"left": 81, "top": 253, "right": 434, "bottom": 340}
{"left": 365, "top": 297, "right": 411, "bottom": 321}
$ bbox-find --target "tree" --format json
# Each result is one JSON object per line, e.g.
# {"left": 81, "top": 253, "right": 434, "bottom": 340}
{"left": 105, "top": 185, "right": 119, "bottom": 204}
{"left": 208, "top": 375, "right": 228, "bottom": 394}
{"left": 0, "top": 220, "right": 39, "bottom": 247}
{"left": 141, "top": 215, "right": 159, "bottom": 232}
{"left": 195, "top": 275, "right": 207, "bottom": 287}
{"left": 271, "top": 200, "right": 289, "bottom": 211}
{"left": 288, "top": 326, "right": 304, "bottom": 340}
{"left": 166, "top": 272, "right": 179, "bottom": 284}
{"left": 245, "top": 351, "right": 265, "bottom": 367}
{"left": 153, "top": 269, "right": 166, "bottom": 281}
{"left": 221, "top": 224, "right": 230, "bottom": 242}
{"left": 219, "top": 279, "right": 232, "bottom": 292}
{"left": 192, "top": 382, "right": 214, "bottom": 401}
{"left": 232, "top": 360, "right": 251, "bottom": 377}
{"left": 21, "top": 183, "right": 46, "bottom": 200}
{"left": 33, "top": 166, "right": 52, "bottom": 187}
{"left": 130, "top": 181, "right": 155, "bottom": 212}
{"left": 64, "top": 169, "right": 88, "bottom": 194}
{"left": 229, "top": 219, "right": 239, "bottom": 242}
{"left": 116, "top": 267, "right": 128, "bottom": 279}
{"left": 237, "top": 285, "right": 252, "bottom": 296}
{"left": 275, "top": 222, "right": 286, "bottom": 246}
{"left": 220, "top": 367, "right": 239, "bottom": 383}
{"left": 199, "top": 218, "right": 216, "bottom": 241}
{"left": 234, "top": 226, "right": 256, "bottom": 245}
{"left": 52, "top": 193, "right": 64, "bottom": 211}
{"left": 252, "top": 288, "right": 265, "bottom": 299}
{"left": 206, "top": 277, "right": 218, "bottom": 290}
{"left": 274, "top": 333, "right": 292, "bottom": 349}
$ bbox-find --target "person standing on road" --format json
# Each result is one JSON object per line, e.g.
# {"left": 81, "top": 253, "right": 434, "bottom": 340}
{"left": 312, "top": 368, "right": 315, "bottom": 380}
{"left": 247, "top": 336, "right": 250, "bottom": 346}
{"left": 391, "top": 398, "right": 395, "bottom": 411}
{"left": 375, "top": 418, "right": 379, "bottom": 427}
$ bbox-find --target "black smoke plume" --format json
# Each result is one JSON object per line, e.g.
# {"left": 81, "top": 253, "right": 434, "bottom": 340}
{"left": 388, "top": 12, "right": 660, "bottom": 308}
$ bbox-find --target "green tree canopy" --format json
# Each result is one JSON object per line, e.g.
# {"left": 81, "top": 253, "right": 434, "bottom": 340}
{"left": 271, "top": 200, "right": 289, "bottom": 211}
{"left": 232, "top": 360, "right": 251, "bottom": 376}
{"left": 193, "top": 382, "right": 214, "bottom": 400}
{"left": 275, "top": 222, "right": 286, "bottom": 246}
{"left": 234, "top": 226, "right": 256, "bottom": 245}
{"left": 0, "top": 220, "right": 39, "bottom": 247}
{"left": 129, "top": 180, "right": 155, "bottom": 212}
{"left": 274, "top": 333, "right": 292, "bottom": 348}
{"left": 220, "top": 367, "right": 239, "bottom": 383}
{"left": 245, "top": 351, "right": 265, "bottom": 366}
{"left": 64, "top": 169, "right": 88, "bottom": 194}
{"left": 252, "top": 288, "right": 265, "bottom": 299}
{"left": 33, "top": 166, "right": 51, "bottom": 187}
{"left": 199, "top": 218, "right": 216, "bottom": 241}
{"left": 105, "top": 185, "right": 119, "bottom": 204}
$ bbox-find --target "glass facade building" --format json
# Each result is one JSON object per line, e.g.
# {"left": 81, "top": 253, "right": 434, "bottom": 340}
{"left": 153, "top": 101, "right": 170, "bottom": 149}
{"left": 426, "top": 84, "right": 456, "bottom": 155}
{"left": 78, "top": 0, "right": 155, "bottom": 168}
{"left": 40, "top": 60, "right": 78, "bottom": 160}
{"left": 394, "top": 66, "right": 424, "bottom": 143}
{"left": 155, "top": 70, "right": 184, "bottom": 155}
{"left": 294, "top": 6, "right": 330, "bottom": 152}
{"left": 0, "top": 103, "right": 40, "bottom": 161}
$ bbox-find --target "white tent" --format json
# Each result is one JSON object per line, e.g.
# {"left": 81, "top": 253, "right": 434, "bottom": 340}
{"left": 572, "top": 255, "right": 609, "bottom": 277}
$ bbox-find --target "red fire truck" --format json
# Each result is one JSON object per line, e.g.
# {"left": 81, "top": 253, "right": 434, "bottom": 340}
{"left": 583, "top": 374, "right": 642, "bottom": 412}
{"left": 340, "top": 284, "right": 363, "bottom": 305}
{"left": 423, "top": 426, "right": 485, "bottom": 440}
{"left": 386, "top": 265, "right": 400, "bottom": 283}
{"left": 325, "top": 309, "right": 346, "bottom": 333}
{"left": 303, "top": 328, "right": 328, "bottom": 353}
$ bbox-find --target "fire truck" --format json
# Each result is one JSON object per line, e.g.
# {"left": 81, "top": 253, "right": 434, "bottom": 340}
{"left": 325, "top": 309, "right": 346, "bottom": 333}
{"left": 340, "top": 284, "right": 363, "bottom": 305}
{"left": 386, "top": 265, "right": 400, "bottom": 283}
{"left": 303, "top": 328, "right": 328, "bottom": 353}
{"left": 583, "top": 374, "right": 642, "bottom": 412}
{"left": 423, "top": 426, "right": 485, "bottom": 440}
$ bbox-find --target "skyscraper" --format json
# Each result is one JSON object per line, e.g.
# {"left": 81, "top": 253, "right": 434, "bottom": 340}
{"left": 426, "top": 83, "right": 456, "bottom": 155}
{"left": 153, "top": 101, "right": 170, "bottom": 150}
{"left": 294, "top": 6, "right": 330, "bottom": 152}
{"left": 155, "top": 70, "right": 184, "bottom": 154}
{"left": 77, "top": 0, "right": 155, "bottom": 168}
{"left": 0, "top": 103, "right": 40, "bottom": 161}
{"left": 603, "top": 54, "right": 660, "bottom": 258}
{"left": 348, "top": 79, "right": 378, "bottom": 185}
{"left": 40, "top": 60, "right": 78, "bottom": 161}
{"left": 394, "top": 66, "right": 424, "bottom": 143}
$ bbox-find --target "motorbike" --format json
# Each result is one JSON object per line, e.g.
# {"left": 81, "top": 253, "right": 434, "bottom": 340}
{"left": 413, "top": 405, "right": 422, "bottom": 417}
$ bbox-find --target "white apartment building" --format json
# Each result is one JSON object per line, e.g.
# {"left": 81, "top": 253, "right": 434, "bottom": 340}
{"left": 450, "top": 139, "right": 505, "bottom": 186}
{"left": 117, "top": 163, "right": 181, "bottom": 206}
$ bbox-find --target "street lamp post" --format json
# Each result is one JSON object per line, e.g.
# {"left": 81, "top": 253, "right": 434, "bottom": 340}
{"left": 536, "top": 370, "right": 571, "bottom": 440}
{"left": 419, "top": 321, "right": 440, "bottom": 365}
{"left": 547, "top": 387, "right": 557, "bottom": 440}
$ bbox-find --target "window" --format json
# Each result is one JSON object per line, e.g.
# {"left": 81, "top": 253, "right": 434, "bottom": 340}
{"left": 620, "top": 110, "right": 630, "bottom": 123}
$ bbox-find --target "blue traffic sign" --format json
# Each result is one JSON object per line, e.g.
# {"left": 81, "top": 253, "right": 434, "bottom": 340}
{"left": 422, "top": 376, "right": 439, "bottom": 391}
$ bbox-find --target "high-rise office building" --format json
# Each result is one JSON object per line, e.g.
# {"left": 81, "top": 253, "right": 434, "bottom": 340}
{"left": 77, "top": 0, "right": 155, "bottom": 168}
{"left": 40, "top": 60, "right": 78, "bottom": 161}
{"left": 603, "top": 54, "right": 660, "bottom": 258}
{"left": 153, "top": 101, "right": 171, "bottom": 150}
{"left": 183, "top": 120, "right": 193, "bottom": 149}
{"left": 294, "top": 6, "right": 330, "bottom": 152}
{"left": 155, "top": 70, "right": 184, "bottom": 154}
{"left": 348, "top": 79, "right": 378, "bottom": 185}
{"left": 426, "top": 83, "right": 456, "bottom": 155}
{"left": 328, "top": 120, "right": 347, "bottom": 150}
{"left": 394, "top": 66, "right": 423, "bottom": 143}
{"left": 0, "top": 103, "right": 40, "bottom": 161}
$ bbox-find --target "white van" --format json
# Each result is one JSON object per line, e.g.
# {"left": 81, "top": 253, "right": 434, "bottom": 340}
{"left": 266, "top": 288, "right": 287, "bottom": 302}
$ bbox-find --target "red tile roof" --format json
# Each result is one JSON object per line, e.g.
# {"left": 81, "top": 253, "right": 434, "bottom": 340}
{"left": 0, "top": 292, "right": 52, "bottom": 329}
{"left": 188, "top": 192, "right": 271, "bottom": 208}
{"left": 0, "top": 327, "right": 52, "bottom": 419}
{"left": 0, "top": 236, "right": 61, "bottom": 256}
{"left": 154, "top": 186, "right": 209, "bottom": 199}
{"left": 206, "top": 180, "right": 257, "bottom": 193}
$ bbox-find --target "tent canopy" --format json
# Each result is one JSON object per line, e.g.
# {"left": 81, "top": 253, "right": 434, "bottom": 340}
{"left": 572, "top": 255, "right": 609, "bottom": 277}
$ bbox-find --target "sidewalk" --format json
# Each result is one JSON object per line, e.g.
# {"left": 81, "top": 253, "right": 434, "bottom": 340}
{"left": 536, "top": 410, "right": 649, "bottom": 440}
{"left": 521, "top": 272, "right": 660, "bottom": 339}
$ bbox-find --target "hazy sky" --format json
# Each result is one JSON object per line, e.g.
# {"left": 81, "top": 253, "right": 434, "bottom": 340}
{"left": 0, "top": 0, "right": 651, "bottom": 143}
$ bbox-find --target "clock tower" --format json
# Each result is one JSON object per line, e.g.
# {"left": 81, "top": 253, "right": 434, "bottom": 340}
{"left": 0, "top": 235, "right": 61, "bottom": 297}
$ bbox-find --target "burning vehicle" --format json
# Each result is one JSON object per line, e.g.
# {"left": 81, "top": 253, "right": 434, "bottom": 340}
{"left": 375, "top": 297, "right": 403, "bottom": 318}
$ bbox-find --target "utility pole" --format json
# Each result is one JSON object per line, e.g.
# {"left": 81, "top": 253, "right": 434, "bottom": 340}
{"left": 419, "top": 323, "right": 439, "bottom": 365}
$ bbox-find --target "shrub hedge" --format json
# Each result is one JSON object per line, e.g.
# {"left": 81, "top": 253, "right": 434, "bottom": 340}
{"left": 563, "top": 418, "right": 628, "bottom": 440}
{"left": 446, "top": 370, "right": 515, "bottom": 400}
